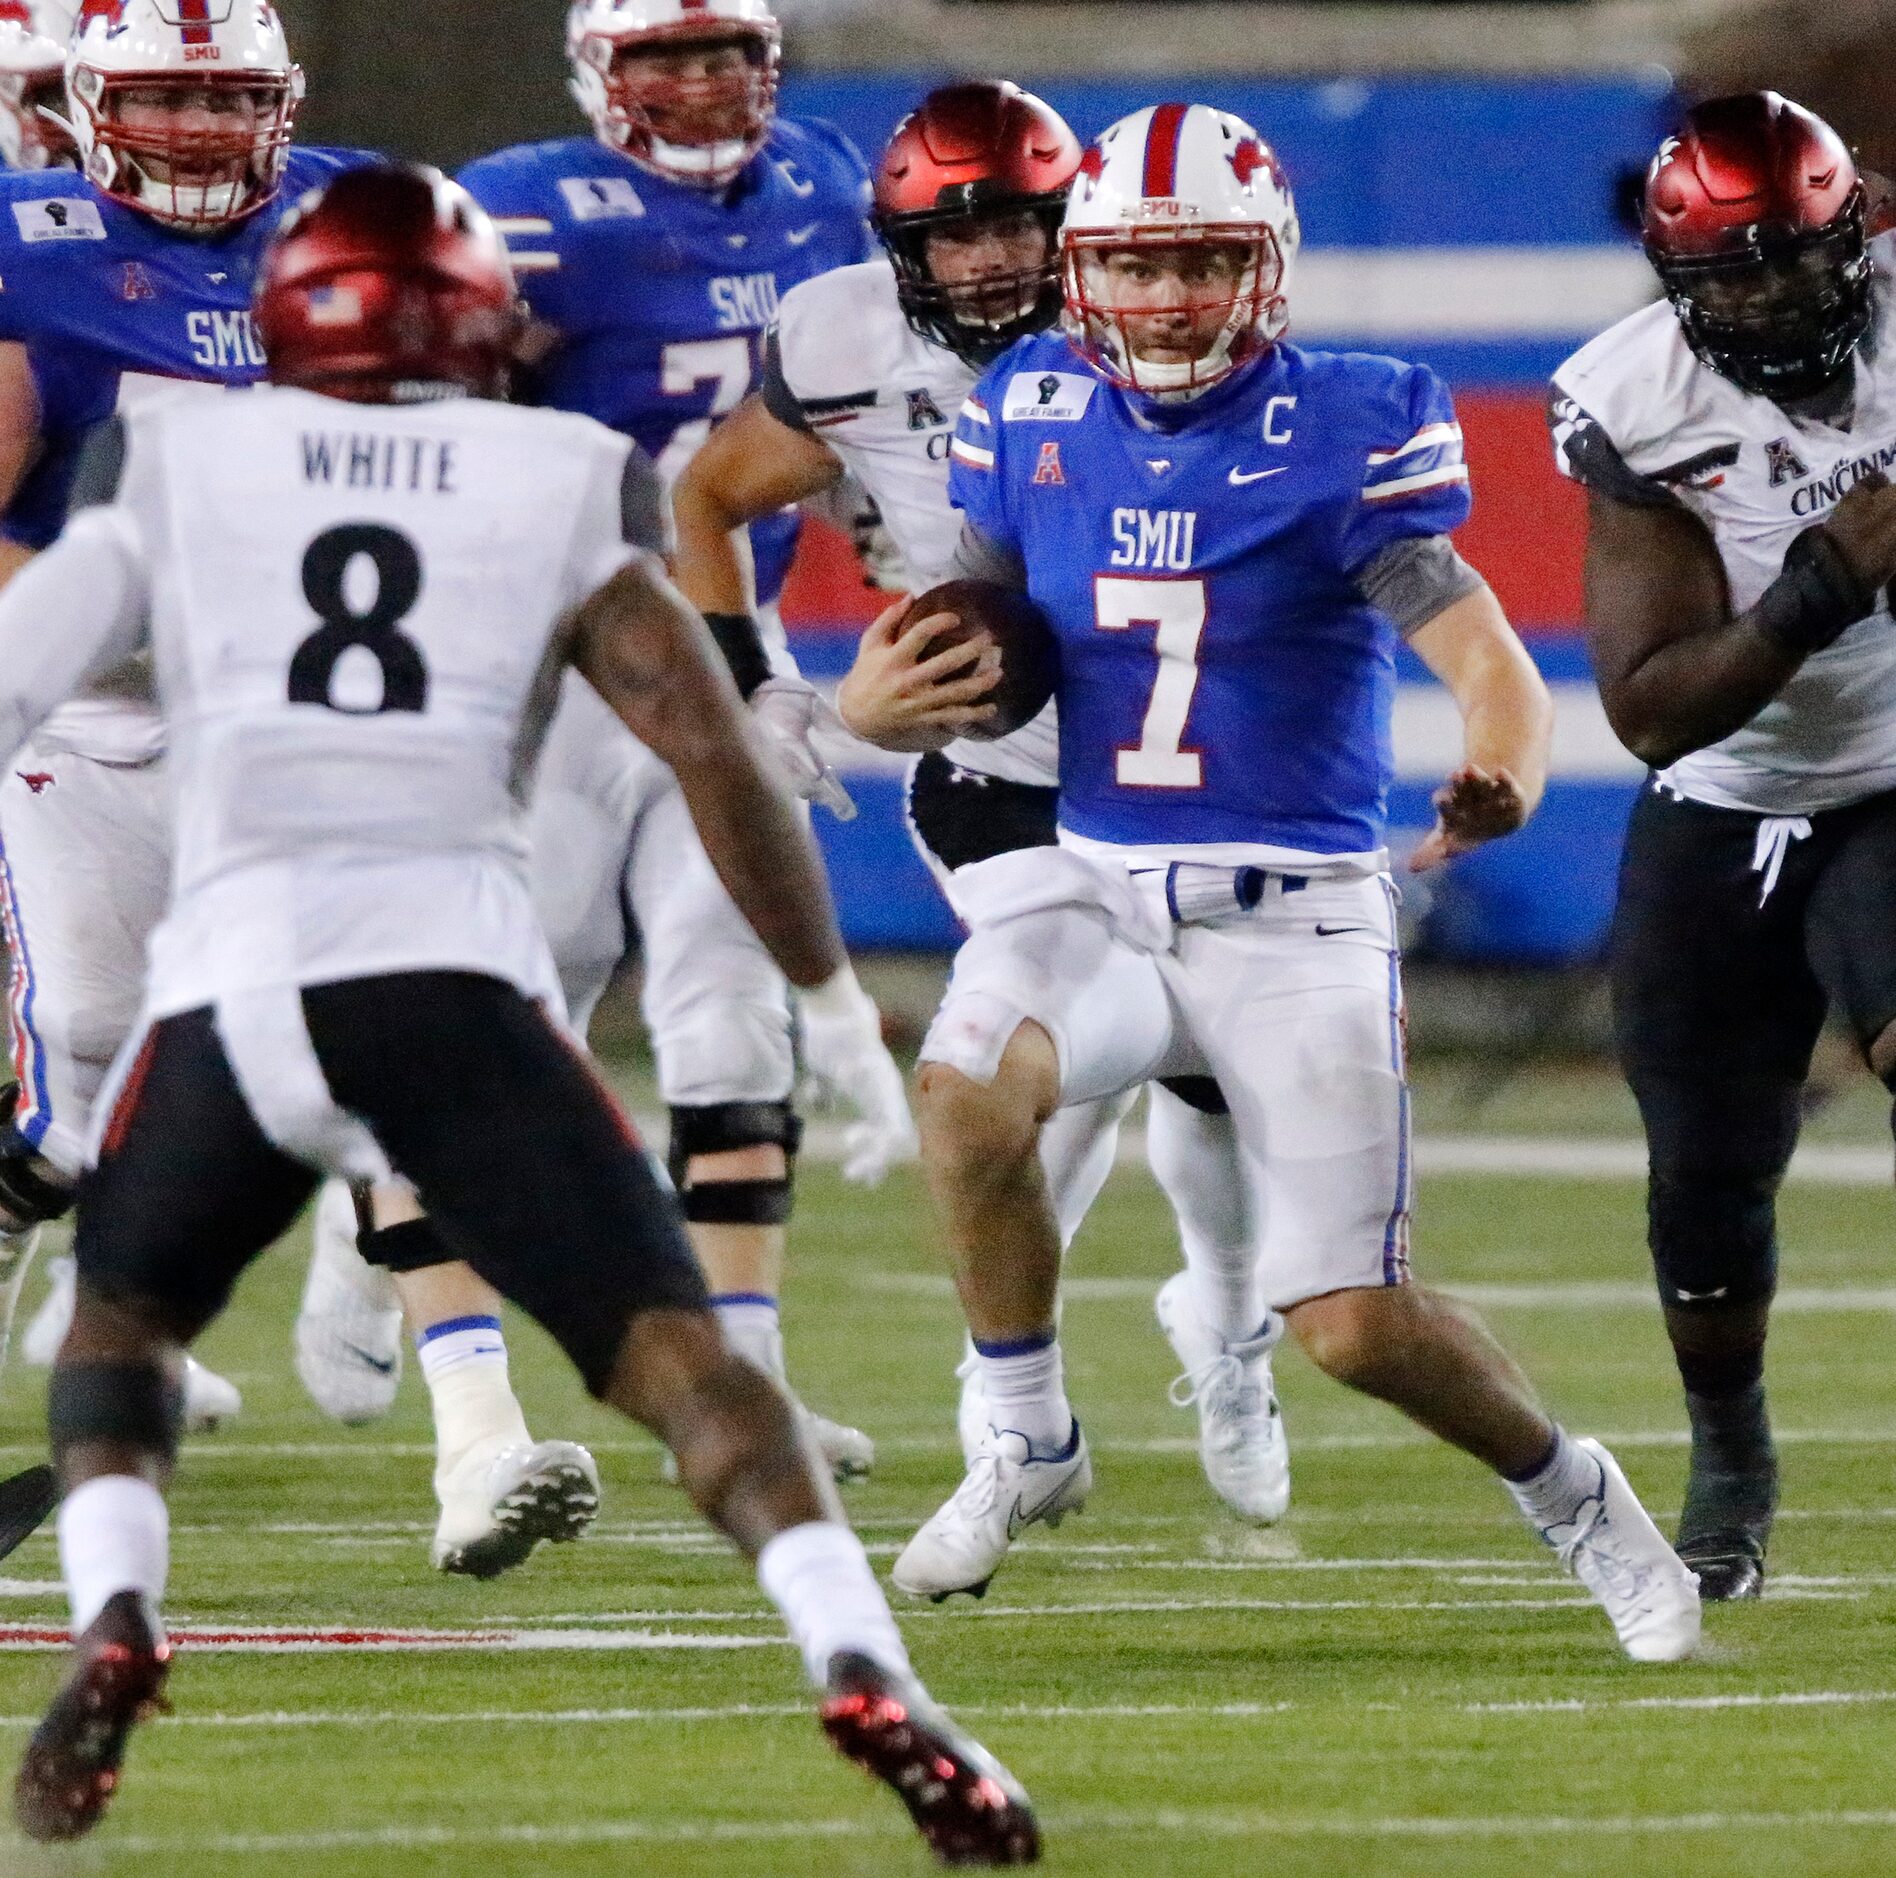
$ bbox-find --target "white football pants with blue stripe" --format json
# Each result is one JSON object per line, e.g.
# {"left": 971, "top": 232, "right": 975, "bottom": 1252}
{"left": 0, "top": 744, "right": 170, "bottom": 1180}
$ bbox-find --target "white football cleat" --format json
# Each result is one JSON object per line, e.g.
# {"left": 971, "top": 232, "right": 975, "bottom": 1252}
{"left": 294, "top": 1181, "right": 404, "bottom": 1424}
{"left": 662, "top": 1397, "right": 875, "bottom": 1486}
{"left": 892, "top": 1423, "right": 1092, "bottom": 1602}
{"left": 20, "top": 1254, "right": 73, "bottom": 1367}
{"left": 1155, "top": 1273, "right": 1290, "bottom": 1523}
{"left": 182, "top": 1357, "right": 242, "bottom": 1433}
{"left": 806, "top": 1407, "right": 875, "bottom": 1482}
{"left": 1541, "top": 1438, "right": 1702, "bottom": 1662}
{"left": 433, "top": 1438, "right": 601, "bottom": 1579}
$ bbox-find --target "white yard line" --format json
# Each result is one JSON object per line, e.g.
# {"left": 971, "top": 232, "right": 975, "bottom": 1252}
{"left": 88, "top": 1807, "right": 1896, "bottom": 1855}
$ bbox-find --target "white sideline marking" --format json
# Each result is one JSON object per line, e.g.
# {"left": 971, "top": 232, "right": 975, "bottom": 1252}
{"left": 860, "top": 1271, "right": 1896, "bottom": 1312}
{"left": 92, "top": 1807, "right": 1896, "bottom": 1854}
{"left": 786, "top": 1122, "right": 1893, "bottom": 1188}
{"left": 5, "top": 1688, "right": 1888, "bottom": 1736}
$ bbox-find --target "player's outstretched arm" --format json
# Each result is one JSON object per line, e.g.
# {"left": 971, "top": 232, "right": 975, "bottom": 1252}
{"left": 570, "top": 558, "right": 848, "bottom": 992}
{"left": 1585, "top": 474, "right": 1896, "bottom": 769}
{"left": 671, "top": 393, "right": 845, "bottom": 619}
{"left": 1408, "top": 583, "right": 1553, "bottom": 871}
{"left": 0, "top": 507, "right": 148, "bottom": 767}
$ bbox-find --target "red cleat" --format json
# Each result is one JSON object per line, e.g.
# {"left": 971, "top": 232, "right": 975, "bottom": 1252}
{"left": 14, "top": 1590, "right": 171, "bottom": 1843}
{"left": 821, "top": 1651, "right": 1040, "bottom": 1866}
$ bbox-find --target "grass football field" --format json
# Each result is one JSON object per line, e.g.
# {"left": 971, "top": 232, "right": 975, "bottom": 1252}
{"left": 1, "top": 1062, "right": 1894, "bottom": 1875}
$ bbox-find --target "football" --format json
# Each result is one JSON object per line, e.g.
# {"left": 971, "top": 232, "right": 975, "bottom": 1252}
{"left": 904, "top": 578, "right": 1059, "bottom": 741}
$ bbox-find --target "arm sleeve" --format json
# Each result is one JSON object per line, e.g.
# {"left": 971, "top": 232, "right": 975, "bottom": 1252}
{"left": 0, "top": 504, "right": 149, "bottom": 763}
{"left": 1547, "top": 385, "right": 1684, "bottom": 510}
{"left": 1337, "top": 364, "right": 1473, "bottom": 577}
{"left": 949, "top": 519, "right": 1028, "bottom": 591}
{"left": 1355, "top": 533, "right": 1487, "bottom": 639}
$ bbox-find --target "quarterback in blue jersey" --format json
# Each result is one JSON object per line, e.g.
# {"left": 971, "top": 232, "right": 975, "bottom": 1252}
{"left": 0, "top": 2, "right": 611, "bottom": 1581}
{"left": 894, "top": 103, "right": 1703, "bottom": 1663}
{"left": 456, "top": 0, "right": 907, "bottom": 1482}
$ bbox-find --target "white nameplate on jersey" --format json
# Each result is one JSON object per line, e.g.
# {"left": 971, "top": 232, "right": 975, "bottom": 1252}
{"left": 1003, "top": 371, "right": 1097, "bottom": 423}
{"left": 559, "top": 176, "right": 644, "bottom": 222}
{"left": 13, "top": 197, "right": 106, "bottom": 243}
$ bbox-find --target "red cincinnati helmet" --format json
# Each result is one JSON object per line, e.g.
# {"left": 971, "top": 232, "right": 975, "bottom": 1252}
{"left": 1644, "top": 92, "right": 1873, "bottom": 401}
{"left": 873, "top": 80, "right": 1083, "bottom": 365}
{"left": 255, "top": 164, "right": 524, "bottom": 405}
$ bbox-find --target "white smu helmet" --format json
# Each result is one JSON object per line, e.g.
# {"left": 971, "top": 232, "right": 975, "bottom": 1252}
{"left": 1063, "top": 102, "right": 1300, "bottom": 400}
{"left": 0, "top": 1, "right": 77, "bottom": 170}
{"left": 566, "top": 0, "right": 780, "bottom": 189}
{"left": 66, "top": 0, "right": 303, "bottom": 230}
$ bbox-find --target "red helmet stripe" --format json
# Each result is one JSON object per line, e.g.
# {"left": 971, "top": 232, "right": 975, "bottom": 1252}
{"left": 1141, "top": 101, "right": 1189, "bottom": 199}
{"left": 178, "top": 0, "right": 213, "bottom": 46}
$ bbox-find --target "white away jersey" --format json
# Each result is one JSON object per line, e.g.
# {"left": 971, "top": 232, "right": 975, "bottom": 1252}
{"left": 765, "top": 255, "right": 1058, "bottom": 788}
{"left": 1552, "top": 242, "right": 1896, "bottom": 813}
{"left": 0, "top": 385, "right": 652, "bottom": 1016}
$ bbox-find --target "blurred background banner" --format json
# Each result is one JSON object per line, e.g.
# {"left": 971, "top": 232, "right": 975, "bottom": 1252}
{"left": 273, "top": 0, "right": 1888, "bottom": 968}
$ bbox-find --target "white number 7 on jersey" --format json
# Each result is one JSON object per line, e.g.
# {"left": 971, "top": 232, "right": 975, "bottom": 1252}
{"left": 1096, "top": 576, "right": 1207, "bottom": 788}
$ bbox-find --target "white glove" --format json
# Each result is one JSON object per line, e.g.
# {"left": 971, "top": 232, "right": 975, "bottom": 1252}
{"left": 798, "top": 967, "right": 917, "bottom": 1186}
{"left": 751, "top": 675, "right": 857, "bottom": 822}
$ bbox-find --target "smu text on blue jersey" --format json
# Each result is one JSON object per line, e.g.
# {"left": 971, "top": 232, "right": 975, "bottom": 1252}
{"left": 948, "top": 333, "right": 1472, "bottom": 856}
{"left": 0, "top": 148, "right": 372, "bottom": 548}
{"left": 458, "top": 121, "right": 872, "bottom": 608}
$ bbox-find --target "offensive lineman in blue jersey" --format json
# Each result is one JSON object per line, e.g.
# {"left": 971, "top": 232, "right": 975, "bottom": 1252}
{"left": 893, "top": 103, "right": 1704, "bottom": 1662}
{"left": 454, "top": 0, "right": 912, "bottom": 1480}
{"left": 0, "top": 1, "right": 611, "bottom": 1581}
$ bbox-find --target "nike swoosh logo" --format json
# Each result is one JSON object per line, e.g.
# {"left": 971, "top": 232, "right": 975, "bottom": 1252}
{"left": 785, "top": 223, "right": 820, "bottom": 246}
{"left": 342, "top": 1344, "right": 398, "bottom": 1376}
{"left": 1315, "top": 924, "right": 1371, "bottom": 937}
{"left": 1229, "top": 466, "right": 1287, "bottom": 485}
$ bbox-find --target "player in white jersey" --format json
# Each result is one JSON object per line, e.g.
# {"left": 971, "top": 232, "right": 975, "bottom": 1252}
{"left": 672, "top": 81, "right": 1292, "bottom": 1523}
{"left": 0, "top": 1, "right": 75, "bottom": 172}
{"left": 1552, "top": 93, "right": 1896, "bottom": 1601}
{"left": 3, "top": 166, "right": 1038, "bottom": 1864}
{"left": 0, "top": 1, "right": 614, "bottom": 1579}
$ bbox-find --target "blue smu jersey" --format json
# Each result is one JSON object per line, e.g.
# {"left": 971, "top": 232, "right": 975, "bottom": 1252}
{"left": 459, "top": 121, "right": 872, "bottom": 608}
{"left": 0, "top": 148, "right": 371, "bottom": 548}
{"left": 949, "top": 335, "right": 1473, "bottom": 855}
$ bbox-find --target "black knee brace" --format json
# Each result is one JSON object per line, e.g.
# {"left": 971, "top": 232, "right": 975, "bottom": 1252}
{"left": 47, "top": 1361, "right": 184, "bottom": 1468}
{"left": 667, "top": 1101, "right": 802, "bottom": 1226}
{"left": 1647, "top": 1167, "right": 1780, "bottom": 1311}
{"left": 359, "top": 1216, "right": 461, "bottom": 1274}
{"left": 0, "top": 1087, "right": 73, "bottom": 1228}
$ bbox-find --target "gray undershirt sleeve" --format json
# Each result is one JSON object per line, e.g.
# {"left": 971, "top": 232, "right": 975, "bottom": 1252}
{"left": 1357, "top": 533, "right": 1487, "bottom": 639}
{"left": 948, "top": 519, "right": 1028, "bottom": 592}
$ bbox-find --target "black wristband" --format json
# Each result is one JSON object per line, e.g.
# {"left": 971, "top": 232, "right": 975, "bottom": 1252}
{"left": 1755, "top": 523, "right": 1880, "bottom": 655}
{"left": 702, "top": 611, "right": 772, "bottom": 700}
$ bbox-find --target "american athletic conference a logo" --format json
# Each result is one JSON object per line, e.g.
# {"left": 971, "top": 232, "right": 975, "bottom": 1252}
{"left": 1765, "top": 436, "right": 1810, "bottom": 488}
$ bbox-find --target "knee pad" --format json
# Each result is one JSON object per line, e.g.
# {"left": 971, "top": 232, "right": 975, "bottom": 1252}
{"left": 47, "top": 1359, "right": 184, "bottom": 1467}
{"left": 0, "top": 1088, "right": 73, "bottom": 1228}
{"left": 359, "top": 1216, "right": 460, "bottom": 1274}
{"left": 1647, "top": 1169, "right": 1779, "bottom": 1310}
{"left": 668, "top": 1101, "right": 802, "bottom": 1227}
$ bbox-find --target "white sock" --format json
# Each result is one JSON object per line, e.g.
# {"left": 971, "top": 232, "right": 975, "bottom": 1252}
{"left": 1505, "top": 1428, "right": 1604, "bottom": 1544}
{"left": 974, "top": 1334, "right": 1073, "bottom": 1452}
{"left": 712, "top": 1294, "right": 786, "bottom": 1383}
{"left": 1147, "top": 1088, "right": 1260, "bottom": 1342}
{"left": 416, "top": 1315, "right": 531, "bottom": 1487}
{"left": 58, "top": 1475, "right": 168, "bottom": 1635}
{"left": 758, "top": 1520, "right": 910, "bottom": 1685}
